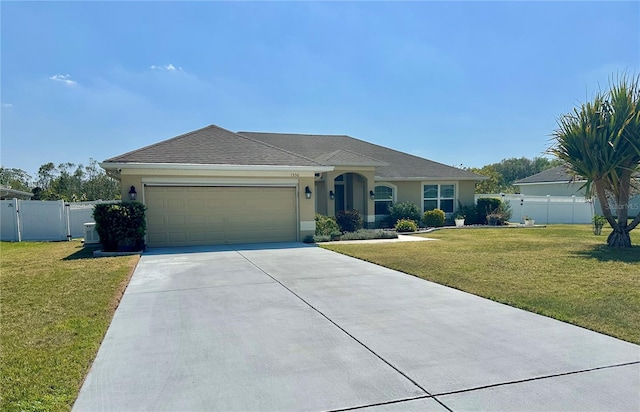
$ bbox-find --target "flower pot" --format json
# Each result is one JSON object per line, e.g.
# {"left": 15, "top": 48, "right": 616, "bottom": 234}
{"left": 524, "top": 219, "right": 535, "bottom": 227}
{"left": 454, "top": 219, "right": 465, "bottom": 227}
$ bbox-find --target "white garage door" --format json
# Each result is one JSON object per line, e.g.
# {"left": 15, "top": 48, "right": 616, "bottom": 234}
{"left": 145, "top": 186, "right": 297, "bottom": 247}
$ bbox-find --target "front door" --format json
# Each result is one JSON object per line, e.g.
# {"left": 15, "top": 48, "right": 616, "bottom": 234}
{"left": 334, "top": 183, "right": 345, "bottom": 214}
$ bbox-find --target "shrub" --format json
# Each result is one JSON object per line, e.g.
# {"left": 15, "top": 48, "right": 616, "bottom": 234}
{"left": 93, "top": 201, "right": 146, "bottom": 252}
{"left": 486, "top": 200, "right": 513, "bottom": 226}
{"left": 335, "top": 209, "right": 363, "bottom": 232}
{"left": 395, "top": 219, "right": 418, "bottom": 232}
{"left": 388, "top": 202, "right": 422, "bottom": 225}
{"left": 340, "top": 229, "right": 398, "bottom": 240}
{"left": 312, "top": 234, "right": 333, "bottom": 243}
{"left": 315, "top": 214, "right": 341, "bottom": 237}
{"left": 476, "top": 198, "right": 501, "bottom": 224}
{"left": 457, "top": 202, "right": 478, "bottom": 225}
{"left": 422, "top": 209, "right": 445, "bottom": 227}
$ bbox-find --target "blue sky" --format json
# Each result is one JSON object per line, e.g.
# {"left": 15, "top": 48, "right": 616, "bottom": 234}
{"left": 2, "top": 1, "right": 638, "bottom": 178}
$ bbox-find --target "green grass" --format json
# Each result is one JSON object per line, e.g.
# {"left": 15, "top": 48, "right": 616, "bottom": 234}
{"left": 0, "top": 241, "right": 139, "bottom": 412}
{"left": 323, "top": 225, "right": 640, "bottom": 344}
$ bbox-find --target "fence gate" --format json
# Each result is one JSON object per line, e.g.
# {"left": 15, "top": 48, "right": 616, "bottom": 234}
{"left": 0, "top": 200, "right": 114, "bottom": 242}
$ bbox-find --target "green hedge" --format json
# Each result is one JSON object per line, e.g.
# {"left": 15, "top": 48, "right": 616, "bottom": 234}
{"left": 93, "top": 202, "right": 146, "bottom": 252}
{"left": 423, "top": 209, "right": 445, "bottom": 227}
{"left": 335, "top": 209, "right": 363, "bottom": 233}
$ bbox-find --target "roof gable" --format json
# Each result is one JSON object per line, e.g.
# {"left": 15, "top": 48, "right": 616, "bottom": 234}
{"left": 238, "top": 131, "right": 484, "bottom": 180}
{"left": 103, "top": 125, "right": 321, "bottom": 167}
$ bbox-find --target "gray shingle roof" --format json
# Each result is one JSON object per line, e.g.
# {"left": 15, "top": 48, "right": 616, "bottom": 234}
{"left": 238, "top": 131, "right": 483, "bottom": 180}
{"left": 104, "top": 124, "right": 485, "bottom": 180}
{"left": 104, "top": 125, "right": 321, "bottom": 167}
{"left": 515, "top": 166, "right": 582, "bottom": 184}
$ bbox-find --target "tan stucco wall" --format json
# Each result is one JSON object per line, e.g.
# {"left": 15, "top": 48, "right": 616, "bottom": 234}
{"left": 457, "top": 180, "right": 477, "bottom": 208}
{"left": 118, "top": 168, "right": 317, "bottom": 242}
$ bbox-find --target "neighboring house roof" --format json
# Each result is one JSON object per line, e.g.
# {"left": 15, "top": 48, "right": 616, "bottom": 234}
{"left": 0, "top": 186, "right": 33, "bottom": 199}
{"left": 238, "top": 131, "right": 483, "bottom": 180}
{"left": 103, "top": 125, "right": 322, "bottom": 168}
{"left": 514, "top": 166, "right": 585, "bottom": 185}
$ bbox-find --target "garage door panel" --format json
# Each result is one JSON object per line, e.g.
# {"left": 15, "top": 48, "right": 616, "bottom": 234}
{"left": 145, "top": 186, "right": 297, "bottom": 247}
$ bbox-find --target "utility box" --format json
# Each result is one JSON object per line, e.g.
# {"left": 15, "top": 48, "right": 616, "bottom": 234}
{"left": 83, "top": 222, "right": 100, "bottom": 245}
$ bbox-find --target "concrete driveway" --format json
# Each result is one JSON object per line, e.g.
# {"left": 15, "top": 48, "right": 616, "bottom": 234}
{"left": 74, "top": 243, "right": 639, "bottom": 412}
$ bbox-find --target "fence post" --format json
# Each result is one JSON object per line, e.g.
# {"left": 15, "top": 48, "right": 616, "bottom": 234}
{"left": 65, "top": 203, "right": 72, "bottom": 241}
{"left": 571, "top": 195, "right": 576, "bottom": 224}
{"left": 14, "top": 199, "right": 22, "bottom": 242}
{"left": 546, "top": 195, "right": 550, "bottom": 224}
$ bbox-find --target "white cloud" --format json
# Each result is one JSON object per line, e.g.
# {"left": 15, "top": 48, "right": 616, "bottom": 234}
{"left": 2, "top": 103, "right": 13, "bottom": 108}
{"left": 150, "top": 64, "right": 183, "bottom": 72}
{"left": 49, "top": 74, "right": 77, "bottom": 86}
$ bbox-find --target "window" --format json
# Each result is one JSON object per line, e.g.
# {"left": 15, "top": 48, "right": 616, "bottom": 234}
{"left": 374, "top": 185, "right": 394, "bottom": 215}
{"left": 423, "top": 184, "right": 455, "bottom": 213}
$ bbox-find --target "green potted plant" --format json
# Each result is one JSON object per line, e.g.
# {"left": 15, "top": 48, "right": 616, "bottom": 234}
{"left": 592, "top": 215, "right": 607, "bottom": 235}
{"left": 454, "top": 214, "right": 465, "bottom": 227}
{"left": 523, "top": 215, "right": 535, "bottom": 227}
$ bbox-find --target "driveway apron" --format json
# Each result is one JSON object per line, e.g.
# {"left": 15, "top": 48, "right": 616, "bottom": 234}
{"left": 73, "top": 243, "right": 639, "bottom": 412}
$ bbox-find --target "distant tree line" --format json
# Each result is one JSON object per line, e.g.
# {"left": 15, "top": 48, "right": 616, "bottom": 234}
{"left": 0, "top": 159, "right": 120, "bottom": 201}
{"left": 466, "top": 157, "right": 563, "bottom": 194}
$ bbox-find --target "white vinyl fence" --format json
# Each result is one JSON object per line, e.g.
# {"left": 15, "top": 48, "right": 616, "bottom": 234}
{"left": 0, "top": 200, "right": 115, "bottom": 242}
{"left": 475, "top": 194, "right": 594, "bottom": 224}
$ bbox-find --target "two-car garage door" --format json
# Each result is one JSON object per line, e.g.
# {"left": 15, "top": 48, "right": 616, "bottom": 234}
{"left": 145, "top": 186, "right": 297, "bottom": 247}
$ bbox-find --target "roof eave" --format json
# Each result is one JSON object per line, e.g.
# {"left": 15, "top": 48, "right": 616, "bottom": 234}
{"left": 377, "top": 176, "right": 488, "bottom": 182}
{"left": 100, "top": 162, "right": 334, "bottom": 173}
{"left": 515, "top": 180, "right": 586, "bottom": 186}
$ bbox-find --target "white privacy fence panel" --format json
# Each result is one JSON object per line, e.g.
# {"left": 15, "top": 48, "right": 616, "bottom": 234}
{"left": 0, "top": 200, "right": 116, "bottom": 242}
{"left": 1, "top": 199, "right": 20, "bottom": 241}
{"left": 18, "top": 200, "right": 69, "bottom": 241}
{"left": 475, "top": 194, "right": 594, "bottom": 224}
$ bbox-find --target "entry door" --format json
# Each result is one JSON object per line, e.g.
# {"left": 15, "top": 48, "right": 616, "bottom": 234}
{"left": 334, "top": 183, "right": 346, "bottom": 214}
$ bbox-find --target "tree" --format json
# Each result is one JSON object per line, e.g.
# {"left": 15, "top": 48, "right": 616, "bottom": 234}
{"left": 0, "top": 167, "right": 32, "bottom": 192}
{"left": 549, "top": 73, "right": 640, "bottom": 248}
{"left": 468, "top": 157, "right": 561, "bottom": 194}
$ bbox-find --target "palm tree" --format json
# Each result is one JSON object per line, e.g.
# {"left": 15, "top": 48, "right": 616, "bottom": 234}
{"left": 549, "top": 73, "right": 640, "bottom": 248}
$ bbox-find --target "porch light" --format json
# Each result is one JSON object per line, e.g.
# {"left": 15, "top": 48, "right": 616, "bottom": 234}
{"left": 305, "top": 186, "right": 312, "bottom": 199}
{"left": 369, "top": 190, "right": 375, "bottom": 200}
{"left": 128, "top": 185, "right": 137, "bottom": 201}
{"left": 329, "top": 190, "right": 335, "bottom": 200}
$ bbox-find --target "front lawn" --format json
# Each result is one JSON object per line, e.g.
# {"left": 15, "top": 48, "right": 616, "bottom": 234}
{"left": 322, "top": 225, "right": 640, "bottom": 344}
{"left": 0, "top": 241, "right": 139, "bottom": 412}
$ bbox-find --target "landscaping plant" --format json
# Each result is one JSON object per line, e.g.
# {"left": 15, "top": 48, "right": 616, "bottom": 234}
{"left": 93, "top": 201, "right": 146, "bottom": 251}
{"left": 387, "top": 202, "right": 422, "bottom": 226}
{"left": 394, "top": 219, "right": 418, "bottom": 233}
{"left": 422, "top": 209, "right": 445, "bottom": 227}
{"left": 335, "top": 209, "right": 363, "bottom": 233}
{"left": 549, "top": 73, "right": 640, "bottom": 247}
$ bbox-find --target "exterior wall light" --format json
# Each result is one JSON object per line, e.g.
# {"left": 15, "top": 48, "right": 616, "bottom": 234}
{"left": 369, "top": 190, "right": 375, "bottom": 200}
{"left": 305, "top": 186, "right": 312, "bottom": 199}
{"left": 329, "top": 190, "right": 335, "bottom": 200}
{"left": 128, "top": 185, "right": 137, "bottom": 201}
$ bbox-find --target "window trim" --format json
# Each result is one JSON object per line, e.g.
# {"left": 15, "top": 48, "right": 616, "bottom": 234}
{"left": 373, "top": 183, "right": 397, "bottom": 216}
{"left": 421, "top": 181, "right": 457, "bottom": 214}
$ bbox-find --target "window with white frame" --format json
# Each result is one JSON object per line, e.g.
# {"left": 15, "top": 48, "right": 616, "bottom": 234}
{"left": 423, "top": 184, "right": 455, "bottom": 213}
{"left": 374, "top": 185, "right": 394, "bottom": 215}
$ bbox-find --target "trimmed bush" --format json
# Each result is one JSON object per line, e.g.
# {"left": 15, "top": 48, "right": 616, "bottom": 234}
{"left": 422, "top": 209, "right": 445, "bottom": 227}
{"left": 93, "top": 201, "right": 146, "bottom": 252}
{"left": 476, "top": 198, "right": 501, "bottom": 224}
{"left": 335, "top": 209, "right": 363, "bottom": 232}
{"left": 340, "top": 229, "right": 398, "bottom": 240}
{"left": 315, "top": 214, "right": 341, "bottom": 237}
{"left": 395, "top": 219, "right": 418, "bottom": 232}
{"left": 457, "top": 202, "right": 478, "bottom": 225}
{"left": 388, "top": 202, "right": 422, "bottom": 225}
